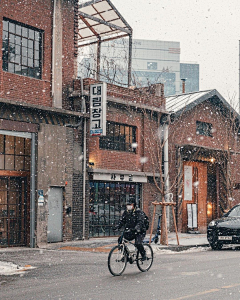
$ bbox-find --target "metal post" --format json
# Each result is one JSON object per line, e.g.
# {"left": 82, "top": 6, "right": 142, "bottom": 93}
{"left": 216, "top": 163, "right": 220, "bottom": 218}
{"left": 96, "top": 39, "right": 101, "bottom": 81}
{"left": 30, "top": 133, "right": 36, "bottom": 248}
{"left": 128, "top": 33, "right": 132, "bottom": 87}
{"left": 163, "top": 123, "right": 170, "bottom": 228}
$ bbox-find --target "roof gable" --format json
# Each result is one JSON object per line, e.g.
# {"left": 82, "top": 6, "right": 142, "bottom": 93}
{"left": 166, "top": 89, "right": 240, "bottom": 120}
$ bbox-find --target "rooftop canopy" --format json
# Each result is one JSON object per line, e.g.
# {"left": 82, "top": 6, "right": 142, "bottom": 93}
{"left": 78, "top": 0, "right": 132, "bottom": 47}
{"left": 77, "top": 0, "right": 133, "bottom": 85}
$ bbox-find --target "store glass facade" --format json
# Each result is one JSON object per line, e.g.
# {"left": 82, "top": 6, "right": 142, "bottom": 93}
{"left": 89, "top": 181, "right": 141, "bottom": 237}
{"left": 0, "top": 134, "right": 31, "bottom": 246}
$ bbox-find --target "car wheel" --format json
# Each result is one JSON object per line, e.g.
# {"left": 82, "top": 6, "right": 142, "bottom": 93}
{"left": 209, "top": 241, "right": 223, "bottom": 250}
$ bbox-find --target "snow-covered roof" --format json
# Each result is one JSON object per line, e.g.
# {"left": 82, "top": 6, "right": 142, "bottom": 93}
{"left": 166, "top": 89, "right": 240, "bottom": 119}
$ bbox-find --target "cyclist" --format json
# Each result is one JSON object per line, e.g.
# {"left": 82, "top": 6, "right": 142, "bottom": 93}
{"left": 115, "top": 199, "right": 147, "bottom": 260}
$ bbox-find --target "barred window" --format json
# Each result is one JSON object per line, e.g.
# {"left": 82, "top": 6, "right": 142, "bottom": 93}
{"left": 196, "top": 121, "right": 213, "bottom": 137}
{"left": 99, "top": 122, "right": 137, "bottom": 152}
{"left": 2, "top": 18, "right": 42, "bottom": 79}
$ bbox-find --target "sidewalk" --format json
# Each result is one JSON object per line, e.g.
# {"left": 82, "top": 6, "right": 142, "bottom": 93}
{"left": 39, "top": 232, "right": 209, "bottom": 253}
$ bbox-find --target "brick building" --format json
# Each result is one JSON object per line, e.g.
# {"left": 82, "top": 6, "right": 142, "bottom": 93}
{"left": 0, "top": 0, "right": 168, "bottom": 247}
{"left": 167, "top": 90, "right": 240, "bottom": 233}
{"left": 0, "top": 0, "right": 86, "bottom": 247}
{"left": 71, "top": 78, "right": 166, "bottom": 238}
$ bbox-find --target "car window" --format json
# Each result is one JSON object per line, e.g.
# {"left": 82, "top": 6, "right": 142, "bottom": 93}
{"left": 227, "top": 206, "right": 240, "bottom": 217}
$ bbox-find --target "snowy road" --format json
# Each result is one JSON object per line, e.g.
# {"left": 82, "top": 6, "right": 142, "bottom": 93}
{"left": 1, "top": 247, "right": 240, "bottom": 299}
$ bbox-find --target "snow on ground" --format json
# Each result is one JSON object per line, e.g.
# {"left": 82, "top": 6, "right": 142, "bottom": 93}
{"left": 154, "top": 246, "right": 210, "bottom": 255}
{"left": 0, "top": 261, "right": 35, "bottom": 276}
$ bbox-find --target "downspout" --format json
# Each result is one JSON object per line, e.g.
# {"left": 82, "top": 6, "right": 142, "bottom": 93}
{"left": 52, "top": 0, "right": 56, "bottom": 98}
{"left": 30, "top": 133, "right": 36, "bottom": 248}
{"left": 81, "top": 78, "right": 86, "bottom": 239}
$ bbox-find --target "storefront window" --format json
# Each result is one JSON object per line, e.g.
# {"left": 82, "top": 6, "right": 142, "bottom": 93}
{"left": 89, "top": 181, "right": 141, "bottom": 237}
{"left": 0, "top": 135, "right": 31, "bottom": 171}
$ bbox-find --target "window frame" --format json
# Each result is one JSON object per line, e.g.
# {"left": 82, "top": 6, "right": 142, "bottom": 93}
{"left": 196, "top": 121, "right": 213, "bottom": 137}
{"left": 99, "top": 121, "right": 137, "bottom": 153}
{"left": 2, "top": 18, "right": 43, "bottom": 79}
{"left": 0, "top": 135, "right": 31, "bottom": 171}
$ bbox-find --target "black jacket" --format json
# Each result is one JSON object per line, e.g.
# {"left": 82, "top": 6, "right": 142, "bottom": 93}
{"left": 118, "top": 208, "right": 146, "bottom": 233}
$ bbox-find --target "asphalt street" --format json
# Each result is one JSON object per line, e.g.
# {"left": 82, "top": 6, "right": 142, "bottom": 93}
{"left": 1, "top": 246, "right": 240, "bottom": 300}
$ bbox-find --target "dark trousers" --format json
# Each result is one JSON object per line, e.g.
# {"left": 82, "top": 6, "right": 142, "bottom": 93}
{"left": 135, "top": 232, "right": 146, "bottom": 256}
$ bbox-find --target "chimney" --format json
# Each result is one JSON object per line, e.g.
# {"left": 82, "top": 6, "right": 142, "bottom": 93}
{"left": 181, "top": 78, "right": 186, "bottom": 94}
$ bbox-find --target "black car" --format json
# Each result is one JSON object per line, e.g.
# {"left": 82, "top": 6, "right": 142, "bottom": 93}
{"left": 207, "top": 204, "right": 240, "bottom": 250}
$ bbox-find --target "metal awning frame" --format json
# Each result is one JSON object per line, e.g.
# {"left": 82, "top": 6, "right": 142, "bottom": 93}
{"left": 77, "top": 0, "right": 133, "bottom": 86}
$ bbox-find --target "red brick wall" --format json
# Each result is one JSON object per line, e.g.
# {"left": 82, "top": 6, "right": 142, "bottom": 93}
{"left": 62, "top": 0, "right": 76, "bottom": 110}
{"left": 89, "top": 105, "right": 144, "bottom": 171}
{"left": 0, "top": 0, "right": 53, "bottom": 106}
{"left": 168, "top": 99, "right": 240, "bottom": 230}
{"left": 142, "top": 181, "right": 160, "bottom": 232}
{"left": 0, "top": 0, "right": 76, "bottom": 108}
{"left": 169, "top": 101, "right": 231, "bottom": 150}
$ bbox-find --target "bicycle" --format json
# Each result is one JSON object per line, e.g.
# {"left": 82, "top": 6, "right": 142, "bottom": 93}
{"left": 108, "top": 230, "right": 154, "bottom": 276}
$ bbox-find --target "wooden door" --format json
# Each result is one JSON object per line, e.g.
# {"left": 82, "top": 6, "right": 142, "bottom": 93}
{"left": 0, "top": 177, "right": 28, "bottom": 246}
{"left": 183, "top": 162, "right": 207, "bottom": 233}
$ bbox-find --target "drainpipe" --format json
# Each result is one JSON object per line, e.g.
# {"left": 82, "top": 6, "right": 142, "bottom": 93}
{"left": 30, "top": 133, "right": 36, "bottom": 248}
{"left": 81, "top": 78, "right": 86, "bottom": 240}
{"left": 52, "top": 0, "right": 56, "bottom": 98}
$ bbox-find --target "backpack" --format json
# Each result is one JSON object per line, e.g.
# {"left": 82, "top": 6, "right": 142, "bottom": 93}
{"left": 143, "top": 212, "right": 149, "bottom": 230}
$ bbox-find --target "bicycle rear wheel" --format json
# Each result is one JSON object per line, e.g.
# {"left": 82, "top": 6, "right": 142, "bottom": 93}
{"left": 136, "top": 244, "right": 153, "bottom": 272}
{"left": 108, "top": 245, "right": 127, "bottom": 276}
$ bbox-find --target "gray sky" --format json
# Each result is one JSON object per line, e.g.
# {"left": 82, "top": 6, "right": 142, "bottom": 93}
{"left": 112, "top": 0, "right": 240, "bottom": 108}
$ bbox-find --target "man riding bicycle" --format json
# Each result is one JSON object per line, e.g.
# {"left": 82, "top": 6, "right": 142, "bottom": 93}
{"left": 115, "top": 199, "right": 147, "bottom": 260}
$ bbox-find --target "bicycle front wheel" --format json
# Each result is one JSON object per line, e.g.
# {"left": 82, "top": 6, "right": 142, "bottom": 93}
{"left": 108, "top": 245, "right": 127, "bottom": 276}
{"left": 136, "top": 244, "right": 153, "bottom": 272}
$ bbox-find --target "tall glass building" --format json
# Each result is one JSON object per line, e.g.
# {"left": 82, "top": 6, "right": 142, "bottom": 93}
{"left": 78, "top": 39, "right": 199, "bottom": 96}
{"left": 180, "top": 63, "right": 199, "bottom": 93}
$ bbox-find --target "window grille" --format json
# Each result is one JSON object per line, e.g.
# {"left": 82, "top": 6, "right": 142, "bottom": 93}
{"left": 196, "top": 121, "right": 213, "bottom": 137}
{"left": 99, "top": 122, "right": 137, "bottom": 152}
{"left": 2, "top": 18, "right": 42, "bottom": 79}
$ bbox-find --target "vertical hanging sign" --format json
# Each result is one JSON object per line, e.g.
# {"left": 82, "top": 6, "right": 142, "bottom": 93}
{"left": 184, "top": 165, "right": 192, "bottom": 200}
{"left": 90, "top": 82, "right": 107, "bottom": 136}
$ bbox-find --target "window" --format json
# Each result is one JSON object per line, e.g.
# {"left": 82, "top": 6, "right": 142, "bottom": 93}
{"left": 0, "top": 135, "right": 31, "bottom": 171}
{"left": 147, "top": 62, "right": 157, "bottom": 70}
{"left": 196, "top": 121, "right": 213, "bottom": 137}
{"left": 2, "top": 18, "right": 42, "bottom": 79}
{"left": 99, "top": 122, "right": 137, "bottom": 152}
{"left": 89, "top": 181, "right": 141, "bottom": 237}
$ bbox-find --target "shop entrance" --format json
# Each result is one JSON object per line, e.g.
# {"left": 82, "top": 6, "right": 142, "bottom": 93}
{"left": 183, "top": 161, "right": 207, "bottom": 233}
{"left": 0, "top": 133, "right": 31, "bottom": 247}
{"left": 89, "top": 181, "right": 141, "bottom": 237}
{"left": 0, "top": 177, "right": 29, "bottom": 246}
